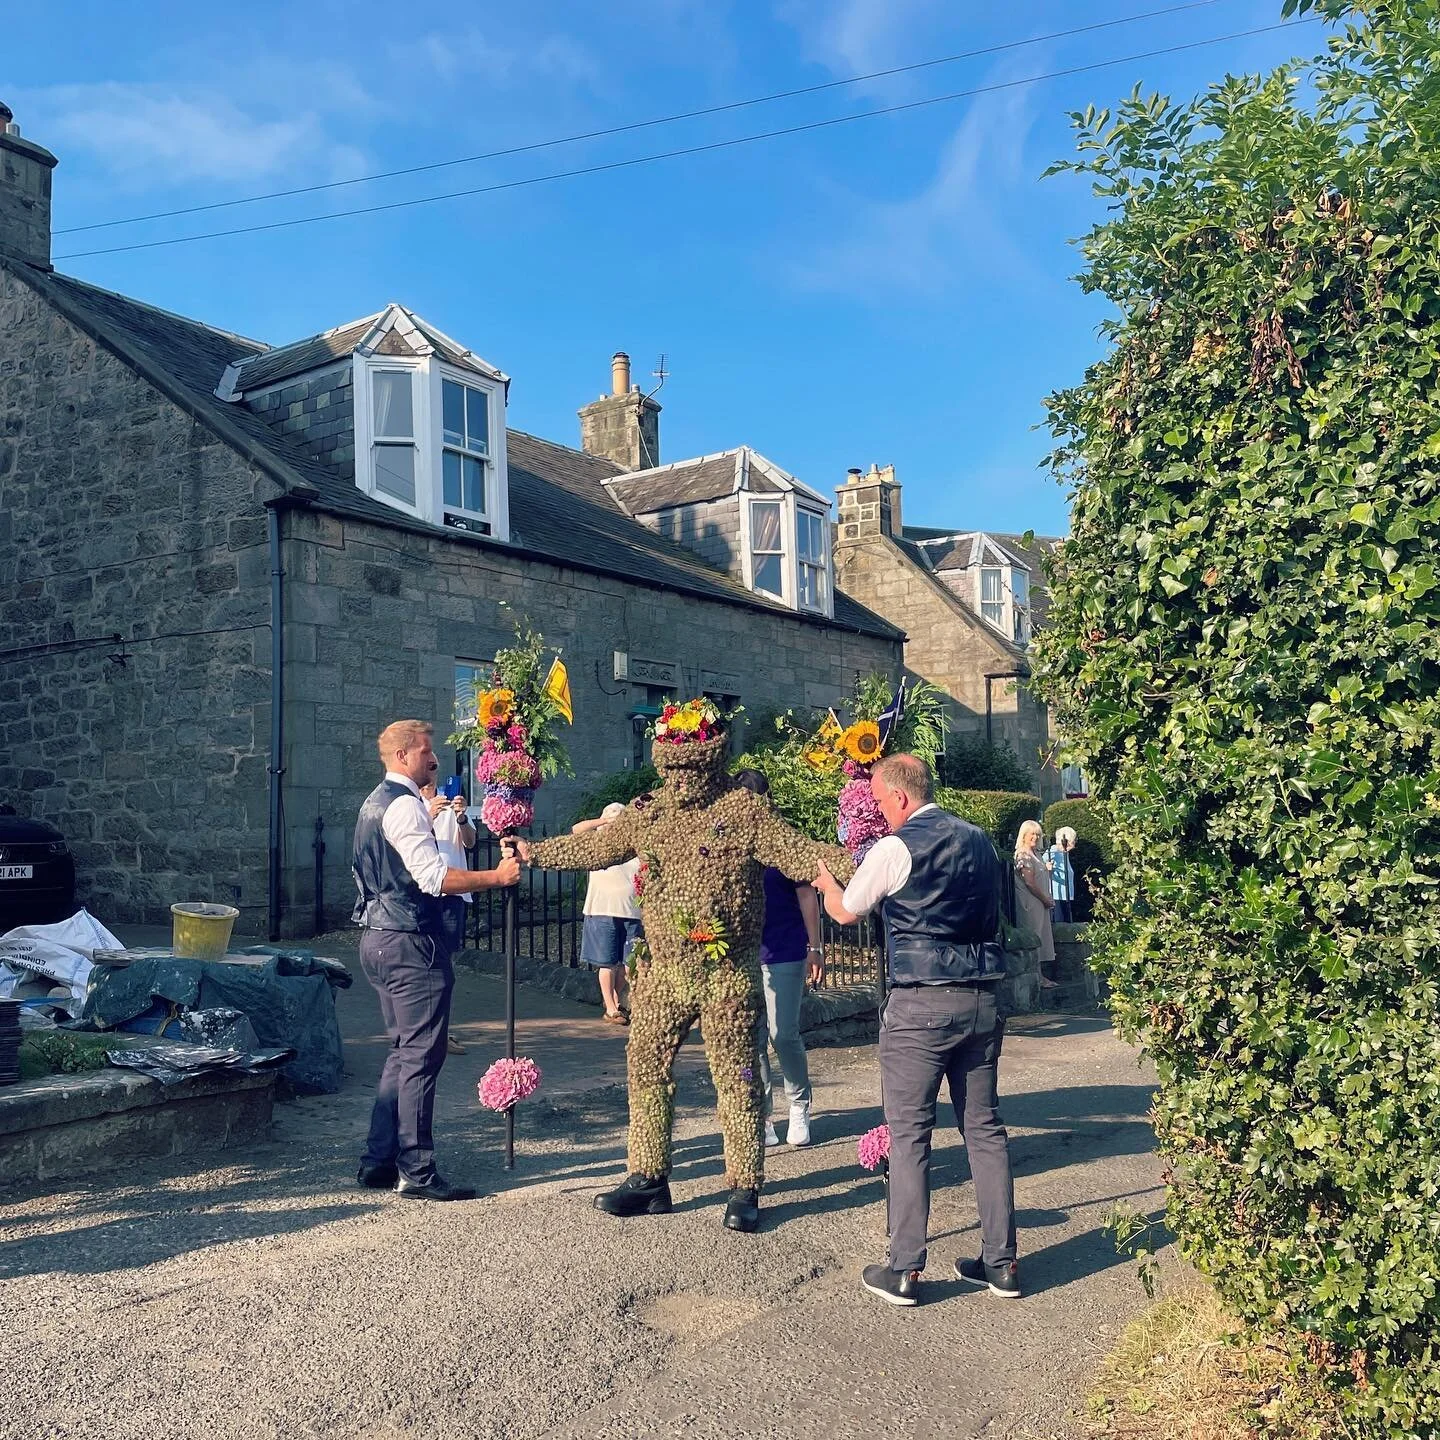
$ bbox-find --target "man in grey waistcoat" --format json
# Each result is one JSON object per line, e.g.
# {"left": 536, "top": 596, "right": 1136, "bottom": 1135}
{"left": 815, "top": 752, "right": 1019, "bottom": 1306}
{"left": 353, "top": 719, "right": 520, "bottom": 1201}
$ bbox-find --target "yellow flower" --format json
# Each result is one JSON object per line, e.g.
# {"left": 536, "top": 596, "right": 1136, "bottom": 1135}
{"left": 839, "top": 720, "right": 881, "bottom": 763}
{"left": 672, "top": 707, "right": 702, "bottom": 733}
{"left": 478, "top": 688, "right": 514, "bottom": 729}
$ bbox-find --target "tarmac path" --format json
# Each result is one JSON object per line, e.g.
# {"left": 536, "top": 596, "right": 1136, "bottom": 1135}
{"left": 0, "top": 939, "right": 1165, "bottom": 1440}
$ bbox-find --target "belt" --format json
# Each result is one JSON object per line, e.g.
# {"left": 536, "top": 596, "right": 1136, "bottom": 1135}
{"left": 888, "top": 979, "right": 998, "bottom": 990}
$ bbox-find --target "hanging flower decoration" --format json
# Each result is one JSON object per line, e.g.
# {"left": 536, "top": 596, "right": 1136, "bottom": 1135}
{"left": 857, "top": 1123, "right": 891, "bottom": 1172}
{"left": 477, "top": 1056, "right": 542, "bottom": 1111}
{"left": 450, "top": 622, "right": 573, "bottom": 837}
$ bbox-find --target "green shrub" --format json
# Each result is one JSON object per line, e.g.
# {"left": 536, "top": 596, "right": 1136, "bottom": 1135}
{"left": 938, "top": 735, "right": 1035, "bottom": 793}
{"left": 1043, "top": 798, "right": 1114, "bottom": 921}
{"left": 19, "top": 1031, "right": 113, "bottom": 1079}
{"left": 1034, "top": 5, "right": 1440, "bottom": 1430}
{"left": 729, "top": 749, "right": 842, "bottom": 843}
{"left": 568, "top": 765, "right": 659, "bottom": 826}
{"left": 936, "top": 788, "right": 1041, "bottom": 853}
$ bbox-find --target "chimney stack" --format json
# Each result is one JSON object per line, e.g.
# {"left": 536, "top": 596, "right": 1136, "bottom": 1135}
{"left": 836, "top": 462, "right": 903, "bottom": 543}
{"left": 579, "top": 350, "right": 661, "bottom": 472}
{"left": 0, "top": 102, "right": 59, "bottom": 271}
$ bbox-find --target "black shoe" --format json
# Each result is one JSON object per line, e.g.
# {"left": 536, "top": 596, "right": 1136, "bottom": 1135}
{"left": 955, "top": 1255, "right": 1021, "bottom": 1298}
{"left": 357, "top": 1162, "right": 398, "bottom": 1190}
{"left": 594, "top": 1173, "right": 673, "bottom": 1216}
{"left": 722, "top": 1188, "right": 760, "bottom": 1233}
{"left": 862, "top": 1263, "right": 921, "bottom": 1307}
{"left": 396, "top": 1174, "right": 478, "bottom": 1202}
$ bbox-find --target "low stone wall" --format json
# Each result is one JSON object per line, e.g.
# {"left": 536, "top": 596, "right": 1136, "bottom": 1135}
{"left": 0, "top": 1062, "right": 275, "bottom": 1190}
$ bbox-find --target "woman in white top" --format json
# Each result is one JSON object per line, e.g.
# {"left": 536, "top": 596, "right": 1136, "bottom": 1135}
{"left": 575, "top": 802, "right": 643, "bottom": 1025}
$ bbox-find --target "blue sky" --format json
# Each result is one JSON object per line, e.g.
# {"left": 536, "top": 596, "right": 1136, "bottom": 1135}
{"left": 5, "top": 1, "right": 1318, "bottom": 537}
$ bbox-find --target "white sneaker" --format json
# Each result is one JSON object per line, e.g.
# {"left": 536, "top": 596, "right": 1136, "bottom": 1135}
{"left": 764, "top": 1121, "right": 781, "bottom": 1148}
{"left": 787, "top": 1103, "right": 812, "bottom": 1147}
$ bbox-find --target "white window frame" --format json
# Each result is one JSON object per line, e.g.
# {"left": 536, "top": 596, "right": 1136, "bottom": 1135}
{"left": 746, "top": 497, "right": 787, "bottom": 602}
{"left": 980, "top": 566, "right": 1005, "bottom": 628}
{"left": 795, "top": 505, "right": 830, "bottom": 614}
{"left": 1011, "top": 567, "right": 1031, "bottom": 645}
{"left": 740, "top": 492, "right": 835, "bottom": 618}
{"left": 352, "top": 353, "right": 510, "bottom": 542}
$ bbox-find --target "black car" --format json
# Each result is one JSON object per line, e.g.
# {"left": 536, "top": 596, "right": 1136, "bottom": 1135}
{"left": 0, "top": 815, "right": 77, "bottom": 931}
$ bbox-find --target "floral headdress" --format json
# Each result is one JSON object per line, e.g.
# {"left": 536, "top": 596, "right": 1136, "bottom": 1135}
{"left": 652, "top": 697, "right": 724, "bottom": 746}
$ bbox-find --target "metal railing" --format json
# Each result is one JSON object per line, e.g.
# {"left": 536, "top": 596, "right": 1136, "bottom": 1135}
{"left": 463, "top": 831, "right": 884, "bottom": 991}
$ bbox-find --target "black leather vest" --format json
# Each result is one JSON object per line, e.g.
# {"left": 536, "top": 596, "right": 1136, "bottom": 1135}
{"left": 882, "top": 807, "right": 1004, "bottom": 986}
{"left": 351, "top": 779, "right": 445, "bottom": 935}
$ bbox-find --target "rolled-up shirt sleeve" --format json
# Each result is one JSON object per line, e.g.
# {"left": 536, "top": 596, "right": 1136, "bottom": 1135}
{"left": 381, "top": 793, "right": 450, "bottom": 897}
{"left": 840, "top": 835, "right": 912, "bottom": 917}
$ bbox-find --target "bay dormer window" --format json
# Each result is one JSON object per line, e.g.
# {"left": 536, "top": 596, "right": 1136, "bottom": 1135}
{"left": 741, "top": 490, "right": 833, "bottom": 617}
{"left": 977, "top": 559, "right": 1031, "bottom": 645}
{"left": 354, "top": 346, "right": 509, "bottom": 541}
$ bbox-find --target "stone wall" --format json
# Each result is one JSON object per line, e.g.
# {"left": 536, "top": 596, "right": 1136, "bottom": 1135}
{"left": 641, "top": 497, "right": 742, "bottom": 581}
{"left": 0, "top": 265, "right": 277, "bottom": 927}
{"left": 835, "top": 531, "right": 1060, "bottom": 801}
{"left": 278, "top": 504, "right": 899, "bottom": 930}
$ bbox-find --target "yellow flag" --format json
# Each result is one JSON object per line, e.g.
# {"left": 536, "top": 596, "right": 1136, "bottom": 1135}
{"left": 543, "top": 657, "right": 573, "bottom": 724}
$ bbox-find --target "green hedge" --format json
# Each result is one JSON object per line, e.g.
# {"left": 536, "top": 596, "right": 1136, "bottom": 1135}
{"left": 1033, "top": 7, "right": 1440, "bottom": 1430}
{"left": 568, "top": 765, "right": 659, "bottom": 826}
{"left": 937, "top": 788, "right": 1042, "bottom": 853}
{"left": 1042, "top": 798, "right": 1114, "bottom": 921}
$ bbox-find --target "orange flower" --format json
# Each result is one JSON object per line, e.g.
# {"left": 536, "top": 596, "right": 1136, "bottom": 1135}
{"left": 688, "top": 926, "right": 717, "bottom": 944}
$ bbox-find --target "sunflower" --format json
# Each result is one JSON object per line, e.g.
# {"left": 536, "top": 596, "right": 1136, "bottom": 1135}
{"left": 839, "top": 720, "right": 882, "bottom": 763}
{"left": 478, "top": 687, "right": 515, "bottom": 730}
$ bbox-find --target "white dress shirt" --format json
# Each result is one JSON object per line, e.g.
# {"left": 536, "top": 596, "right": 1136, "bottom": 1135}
{"left": 841, "top": 803, "right": 938, "bottom": 917}
{"left": 380, "top": 771, "right": 449, "bottom": 897}
{"left": 432, "top": 806, "right": 473, "bottom": 904}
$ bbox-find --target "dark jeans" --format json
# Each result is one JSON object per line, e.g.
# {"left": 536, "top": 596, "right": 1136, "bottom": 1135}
{"left": 439, "top": 896, "right": 469, "bottom": 953}
{"left": 359, "top": 927, "right": 455, "bottom": 1183}
{"left": 1053, "top": 898, "right": 1073, "bottom": 924}
{"left": 879, "top": 983, "right": 1017, "bottom": 1273}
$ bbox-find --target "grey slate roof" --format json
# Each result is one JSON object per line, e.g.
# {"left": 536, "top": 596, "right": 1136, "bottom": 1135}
{"left": 607, "top": 453, "right": 739, "bottom": 512}
{"left": 9, "top": 260, "right": 901, "bottom": 642}
{"left": 228, "top": 317, "right": 374, "bottom": 393}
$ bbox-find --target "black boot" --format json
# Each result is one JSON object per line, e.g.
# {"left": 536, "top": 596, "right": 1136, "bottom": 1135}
{"left": 722, "top": 1188, "right": 760, "bottom": 1233}
{"left": 595, "top": 1173, "right": 673, "bottom": 1216}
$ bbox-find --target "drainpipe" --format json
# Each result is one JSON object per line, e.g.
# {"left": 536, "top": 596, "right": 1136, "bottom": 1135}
{"left": 984, "top": 669, "right": 1030, "bottom": 748}
{"left": 266, "top": 504, "right": 286, "bottom": 941}
{"left": 264, "top": 485, "right": 317, "bottom": 941}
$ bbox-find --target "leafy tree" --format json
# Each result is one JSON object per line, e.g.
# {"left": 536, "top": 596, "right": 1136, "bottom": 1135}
{"left": 1034, "top": 3, "right": 1440, "bottom": 1430}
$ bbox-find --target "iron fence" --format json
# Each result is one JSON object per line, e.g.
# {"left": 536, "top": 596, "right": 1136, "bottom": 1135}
{"left": 463, "top": 831, "right": 885, "bottom": 991}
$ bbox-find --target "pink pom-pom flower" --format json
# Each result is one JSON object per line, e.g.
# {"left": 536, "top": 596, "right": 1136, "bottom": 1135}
{"left": 477, "top": 1056, "right": 542, "bottom": 1111}
{"left": 838, "top": 777, "right": 889, "bottom": 859}
{"left": 480, "top": 791, "right": 535, "bottom": 835}
{"left": 857, "top": 1123, "right": 891, "bottom": 1172}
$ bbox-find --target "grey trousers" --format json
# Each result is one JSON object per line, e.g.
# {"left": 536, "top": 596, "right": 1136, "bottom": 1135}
{"left": 757, "top": 962, "right": 812, "bottom": 1114}
{"left": 879, "top": 983, "right": 1016, "bottom": 1273}
{"left": 358, "top": 928, "right": 455, "bottom": 1183}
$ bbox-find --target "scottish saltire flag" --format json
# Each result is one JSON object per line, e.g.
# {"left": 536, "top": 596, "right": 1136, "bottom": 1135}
{"left": 877, "top": 678, "right": 907, "bottom": 751}
{"left": 543, "top": 657, "right": 573, "bottom": 724}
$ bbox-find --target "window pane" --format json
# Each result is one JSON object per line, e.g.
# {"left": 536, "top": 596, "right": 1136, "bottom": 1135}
{"left": 799, "top": 562, "right": 824, "bottom": 610}
{"left": 798, "top": 510, "right": 823, "bottom": 562}
{"left": 755, "top": 554, "right": 783, "bottom": 595}
{"left": 443, "top": 449, "right": 462, "bottom": 507}
{"left": 466, "top": 387, "right": 490, "bottom": 454}
{"left": 374, "top": 443, "right": 416, "bottom": 504}
{"left": 752, "top": 501, "right": 782, "bottom": 553}
{"left": 455, "top": 663, "right": 484, "bottom": 726}
{"left": 372, "top": 370, "right": 414, "bottom": 439}
{"left": 981, "top": 567, "right": 1002, "bottom": 603}
{"left": 462, "top": 455, "right": 486, "bottom": 513}
{"left": 1012, "top": 569, "right": 1029, "bottom": 603}
{"left": 443, "top": 379, "right": 465, "bottom": 448}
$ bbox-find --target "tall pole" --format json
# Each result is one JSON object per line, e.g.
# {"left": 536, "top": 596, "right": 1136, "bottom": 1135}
{"left": 504, "top": 863, "right": 518, "bottom": 1170}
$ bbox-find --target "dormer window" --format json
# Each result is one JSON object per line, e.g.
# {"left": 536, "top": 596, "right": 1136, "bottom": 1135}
{"left": 371, "top": 369, "right": 419, "bottom": 507}
{"left": 751, "top": 501, "right": 784, "bottom": 598}
{"left": 979, "top": 561, "right": 1030, "bottom": 644}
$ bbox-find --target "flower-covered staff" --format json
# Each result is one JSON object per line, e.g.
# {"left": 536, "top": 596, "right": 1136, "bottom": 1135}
{"left": 515, "top": 700, "right": 854, "bottom": 1234}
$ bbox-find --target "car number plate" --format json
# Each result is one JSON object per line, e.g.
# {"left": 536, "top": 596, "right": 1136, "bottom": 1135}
{"left": 0, "top": 865, "right": 34, "bottom": 880}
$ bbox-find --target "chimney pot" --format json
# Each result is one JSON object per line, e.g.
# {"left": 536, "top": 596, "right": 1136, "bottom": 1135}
{"left": 611, "top": 351, "right": 631, "bottom": 397}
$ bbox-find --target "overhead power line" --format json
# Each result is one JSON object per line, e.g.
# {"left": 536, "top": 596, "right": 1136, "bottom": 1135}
{"left": 55, "top": 18, "right": 1320, "bottom": 263}
{"left": 57, "top": 0, "right": 1234, "bottom": 237}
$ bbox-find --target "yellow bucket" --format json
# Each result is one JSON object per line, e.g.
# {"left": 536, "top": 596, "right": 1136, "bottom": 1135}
{"left": 170, "top": 902, "right": 240, "bottom": 961}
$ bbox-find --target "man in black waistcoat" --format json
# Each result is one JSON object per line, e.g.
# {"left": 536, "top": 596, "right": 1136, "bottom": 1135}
{"left": 815, "top": 753, "right": 1018, "bottom": 1306}
{"left": 353, "top": 719, "right": 520, "bottom": 1201}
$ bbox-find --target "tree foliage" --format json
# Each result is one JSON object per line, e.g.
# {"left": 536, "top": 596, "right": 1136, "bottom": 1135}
{"left": 1034, "top": 3, "right": 1440, "bottom": 1430}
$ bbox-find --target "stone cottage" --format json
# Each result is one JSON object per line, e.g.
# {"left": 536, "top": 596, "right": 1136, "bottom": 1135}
{"left": 832, "top": 463, "right": 1068, "bottom": 801}
{"left": 0, "top": 109, "right": 901, "bottom": 936}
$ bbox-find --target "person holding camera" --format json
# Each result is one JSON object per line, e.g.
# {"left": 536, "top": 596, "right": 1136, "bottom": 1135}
{"left": 353, "top": 720, "right": 519, "bottom": 1202}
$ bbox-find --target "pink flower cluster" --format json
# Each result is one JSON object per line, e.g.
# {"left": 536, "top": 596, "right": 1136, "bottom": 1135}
{"left": 857, "top": 1123, "right": 891, "bottom": 1172}
{"left": 477, "top": 1056, "right": 542, "bottom": 1111}
{"left": 837, "top": 777, "right": 889, "bottom": 861}
{"left": 475, "top": 745, "right": 541, "bottom": 789}
{"left": 480, "top": 792, "right": 534, "bottom": 835}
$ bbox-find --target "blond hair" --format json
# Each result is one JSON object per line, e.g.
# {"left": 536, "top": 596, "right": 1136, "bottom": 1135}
{"left": 1014, "top": 818, "right": 1044, "bottom": 859}
{"left": 377, "top": 719, "right": 432, "bottom": 766}
{"left": 872, "top": 753, "right": 933, "bottom": 805}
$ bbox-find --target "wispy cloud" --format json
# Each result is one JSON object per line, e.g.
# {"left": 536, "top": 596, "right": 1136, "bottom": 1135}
{"left": 393, "top": 29, "right": 606, "bottom": 95}
{"left": 6, "top": 65, "right": 373, "bottom": 191}
{"left": 789, "top": 67, "right": 1044, "bottom": 298}
{"left": 775, "top": 0, "right": 944, "bottom": 87}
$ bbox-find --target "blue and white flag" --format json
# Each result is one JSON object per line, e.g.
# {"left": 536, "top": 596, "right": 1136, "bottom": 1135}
{"left": 877, "top": 678, "right": 907, "bottom": 751}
